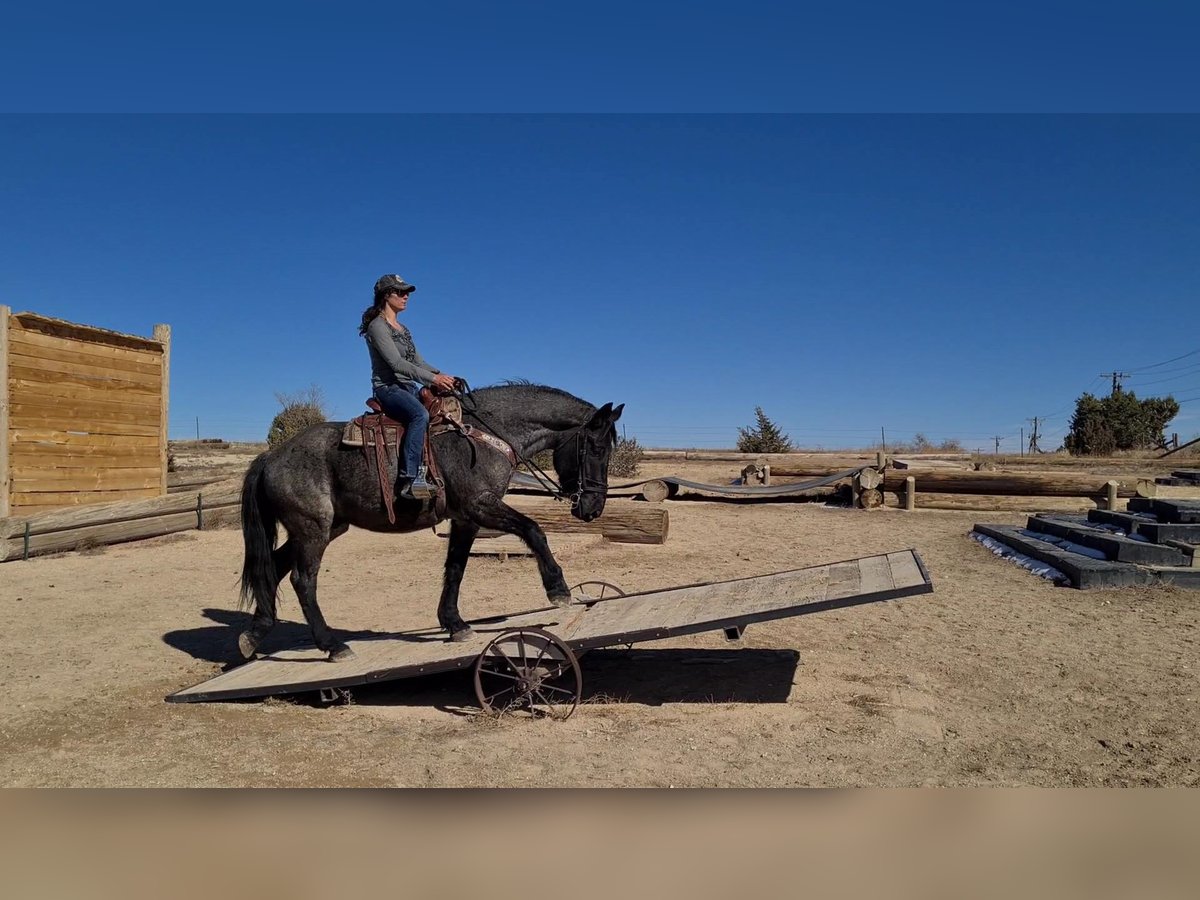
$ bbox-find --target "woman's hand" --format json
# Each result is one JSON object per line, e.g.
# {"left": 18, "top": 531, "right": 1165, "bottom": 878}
{"left": 432, "top": 373, "right": 458, "bottom": 393}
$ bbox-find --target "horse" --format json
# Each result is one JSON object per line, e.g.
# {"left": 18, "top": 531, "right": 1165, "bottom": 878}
{"left": 238, "top": 383, "right": 624, "bottom": 661}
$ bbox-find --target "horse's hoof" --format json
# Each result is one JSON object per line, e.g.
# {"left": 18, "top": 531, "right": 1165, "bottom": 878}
{"left": 238, "top": 632, "right": 259, "bottom": 660}
{"left": 327, "top": 645, "right": 357, "bottom": 662}
{"left": 549, "top": 593, "right": 575, "bottom": 609}
{"left": 449, "top": 626, "right": 475, "bottom": 643}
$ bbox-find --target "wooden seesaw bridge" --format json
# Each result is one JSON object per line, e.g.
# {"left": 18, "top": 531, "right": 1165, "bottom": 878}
{"left": 167, "top": 549, "right": 934, "bottom": 719}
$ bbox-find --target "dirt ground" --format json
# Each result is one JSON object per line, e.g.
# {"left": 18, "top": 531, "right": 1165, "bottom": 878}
{"left": 2, "top": 458, "right": 1197, "bottom": 787}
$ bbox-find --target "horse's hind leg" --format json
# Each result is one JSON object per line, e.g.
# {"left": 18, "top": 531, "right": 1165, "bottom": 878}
{"left": 291, "top": 522, "right": 355, "bottom": 662}
{"left": 238, "top": 540, "right": 295, "bottom": 659}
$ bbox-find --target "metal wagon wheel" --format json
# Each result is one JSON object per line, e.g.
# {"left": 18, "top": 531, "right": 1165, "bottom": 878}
{"left": 474, "top": 627, "right": 583, "bottom": 720}
{"left": 568, "top": 580, "right": 627, "bottom": 603}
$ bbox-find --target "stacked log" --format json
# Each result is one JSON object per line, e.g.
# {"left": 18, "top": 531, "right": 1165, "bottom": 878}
{"left": 0, "top": 480, "right": 241, "bottom": 562}
{"left": 772, "top": 466, "right": 1137, "bottom": 498}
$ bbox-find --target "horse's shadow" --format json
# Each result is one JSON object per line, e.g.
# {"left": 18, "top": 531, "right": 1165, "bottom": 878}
{"left": 163, "top": 610, "right": 801, "bottom": 707}
{"left": 161, "top": 608, "right": 424, "bottom": 669}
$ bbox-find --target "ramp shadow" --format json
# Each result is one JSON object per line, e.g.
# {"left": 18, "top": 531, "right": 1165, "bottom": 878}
{"left": 353, "top": 647, "right": 800, "bottom": 710}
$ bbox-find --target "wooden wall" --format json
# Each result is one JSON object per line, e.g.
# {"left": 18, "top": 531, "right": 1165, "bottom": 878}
{"left": 1, "top": 307, "right": 170, "bottom": 515}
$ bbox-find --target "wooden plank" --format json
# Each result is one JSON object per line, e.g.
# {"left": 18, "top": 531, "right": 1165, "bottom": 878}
{"left": 11, "top": 487, "right": 162, "bottom": 508}
{"left": 0, "top": 483, "right": 239, "bottom": 537}
{"left": 10, "top": 428, "right": 160, "bottom": 449}
{"left": 10, "top": 409, "right": 162, "bottom": 436}
{"left": 10, "top": 393, "right": 162, "bottom": 423}
{"left": 8, "top": 333, "right": 163, "bottom": 378}
{"left": 12, "top": 384, "right": 161, "bottom": 420}
{"left": 0, "top": 305, "right": 10, "bottom": 517}
{"left": 154, "top": 323, "right": 170, "bottom": 496}
{"left": 11, "top": 369, "right": 160, "bottom": 403}
{"left": 857, "top": 554, "right": 896, "bottom": 594}
{"left": 6, "top": 349, "right": 161, "bottom": 387}
{"left": 9, "top": 317, "right": 164, "bottom": 359}
{"left": 886, "top": 551, "right": 926, "bottom": 591}
{"left": 824, "top": 560, "right": 862, "bottom": 601}
{"left": 12, "top": 468, "right": 164, "bottom": 492}
{"left": 10, "top": 448, "right": 162, "bottom": 470}
{"left": 0, "top": 503, "right": 239, "bottom": 561}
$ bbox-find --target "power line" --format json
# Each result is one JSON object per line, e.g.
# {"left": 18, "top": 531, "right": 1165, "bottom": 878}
{"left": 1127, "top": 348, "right": 1200, "bottom": 373}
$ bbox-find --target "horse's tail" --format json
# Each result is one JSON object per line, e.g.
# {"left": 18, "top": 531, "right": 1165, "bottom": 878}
{"left": 239, "top": 453, "right": 278, "bottom": 612}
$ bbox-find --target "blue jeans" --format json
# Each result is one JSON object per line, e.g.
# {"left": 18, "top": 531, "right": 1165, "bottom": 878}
{"left": 374, "top": 381, "right": 428, "bottom": 478}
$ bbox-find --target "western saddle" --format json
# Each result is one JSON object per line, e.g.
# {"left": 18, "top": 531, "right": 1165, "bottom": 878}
{"left": 341, "top": 387, "right": 517, "bottom": 524}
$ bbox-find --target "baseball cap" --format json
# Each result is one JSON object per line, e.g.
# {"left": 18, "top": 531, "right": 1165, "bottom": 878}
{"left": 374, "top": 274, "right": 416, "bottom": 295}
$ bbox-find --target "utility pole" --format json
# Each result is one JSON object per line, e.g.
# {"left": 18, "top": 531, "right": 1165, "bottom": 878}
{"left": 880, "top": 426, "right": 886, "bottom": 452}
{"left": 1101, "top": 371, "right": 1130, "bottom": 396}
{"left": 993, "top": 435, "right": 1003, "bottom": 454}
{"left": 195, "top": 416, "right": 200, "bottom": 440}
{"left": 1027, "top": 417, "right": 1042, "bottom": 454}
{"left": 1020, "top": 427, "right": 1024, "bottom": 457}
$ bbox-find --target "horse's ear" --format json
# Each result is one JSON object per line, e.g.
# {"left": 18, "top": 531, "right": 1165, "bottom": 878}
{"left": 588, "top": 402, "right": 613, "bottom": 429}
{"left": 610, "top": 403, "right": 624, "bottom": 423}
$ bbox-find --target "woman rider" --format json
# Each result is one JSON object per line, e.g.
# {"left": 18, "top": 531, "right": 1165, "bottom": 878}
{"left": 360, "top": 274, "right": 460, "bottom": 500}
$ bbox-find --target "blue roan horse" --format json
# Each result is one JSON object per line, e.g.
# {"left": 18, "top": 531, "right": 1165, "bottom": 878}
{"left": 238, "top": 384, "right": 623, "bottom": 661}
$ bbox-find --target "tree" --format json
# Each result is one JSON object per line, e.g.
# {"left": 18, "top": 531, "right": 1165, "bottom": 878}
{"left": 267, "top": 385, "right": 328, "bottom": 448}
{"left": 737, "top": 407, "right": 794, "bottom": 453}
{"left": 1064, "top": 390, "right": 1179, "bottom": 455}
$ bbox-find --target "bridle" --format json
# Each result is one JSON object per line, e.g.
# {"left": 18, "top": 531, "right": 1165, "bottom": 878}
{"left": 456, "top": 383, "right": 607, "bottom": 512}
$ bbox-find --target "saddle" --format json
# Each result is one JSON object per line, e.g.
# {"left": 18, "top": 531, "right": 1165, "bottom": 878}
{"left": 341, "top": 386, "right": 517, "bottom": 524}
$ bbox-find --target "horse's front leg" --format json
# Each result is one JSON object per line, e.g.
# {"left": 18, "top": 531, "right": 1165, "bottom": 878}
{"left": 438, "top": 518, "right": 480, "bottom": 641}
{"left": 471, "top": 495, "right": 571, "bottom": 606}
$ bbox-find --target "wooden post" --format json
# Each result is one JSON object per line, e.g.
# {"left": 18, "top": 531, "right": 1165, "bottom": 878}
{"left": 761, "top": 464, "right": 770, "bottom": 486}
{"left": 0, "top": 305, "right": 9, "bottom": 517}
{"left": 1106, "top": 480, "right": 1119, "bottom": 511}
{"left": 904, "top": 475, "right": 915, "bottom": 511}
{"left": 153, "top": 324, "right": 171, "bottom": 497}
{"left": 876, "top": 451, "right": 885, "bottom": 469}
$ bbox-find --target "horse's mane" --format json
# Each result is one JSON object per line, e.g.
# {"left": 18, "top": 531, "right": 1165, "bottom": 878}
{"left": 473, "top": 381, "right": 616, "bottom": 444}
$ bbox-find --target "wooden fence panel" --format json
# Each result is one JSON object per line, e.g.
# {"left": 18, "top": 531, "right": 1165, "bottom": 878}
{"left": 4, "top": 310, "right": 170, "bottom": 514}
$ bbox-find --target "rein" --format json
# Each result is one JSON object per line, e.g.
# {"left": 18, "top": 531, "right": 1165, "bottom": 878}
{"left": 456, "top": 383, "right": 603, "bottom": 509}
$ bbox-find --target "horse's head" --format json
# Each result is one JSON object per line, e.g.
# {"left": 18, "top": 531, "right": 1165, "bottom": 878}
{"left": 553, "top": 401, "right": 624, "bottom": 521}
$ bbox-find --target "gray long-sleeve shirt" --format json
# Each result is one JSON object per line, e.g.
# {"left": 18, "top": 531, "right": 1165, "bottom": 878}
{"left": 365, "top": 315, "right": 441, "bottom": 389}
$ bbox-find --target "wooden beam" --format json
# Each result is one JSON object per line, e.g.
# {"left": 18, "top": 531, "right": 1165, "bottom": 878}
{"left": 0, "top": 481, "right": 241, "bottom": 539}
{"left": 0, "top": 304, "right": 9, "bottom": 517}
{"left": 154, "top": 323, "right": 170, "bottom": 496}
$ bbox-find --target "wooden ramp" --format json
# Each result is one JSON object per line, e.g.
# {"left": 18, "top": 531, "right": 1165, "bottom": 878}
{"left": 166, "top": 549, "right": 933, "bottom": 704}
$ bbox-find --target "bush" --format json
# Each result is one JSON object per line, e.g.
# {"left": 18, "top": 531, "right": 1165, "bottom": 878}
{"left": 737, "top": 407, "right": 794, "bottom": 454}
{"left": 267, "top": 385, "right": 328, "bottom": 448}
{"left": 609, "top": 435, "right": 644, "bottom": 478}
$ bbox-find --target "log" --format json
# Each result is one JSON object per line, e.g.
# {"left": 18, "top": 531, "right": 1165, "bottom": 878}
{"left": 884, "top": 492, "right": 1098, "bottom": 512}
{"left": 507, "top": 498, "right": 668, "bottom": 544}
{"left": 859, "top": 488, "right": 883, "bottom": 509}
{"left": 871, "top": 469, "right": 1137, "bottom": 497}
{"left": 857, "top": 468, "right": 883, "bottom": 490}
{"left": 640, "top": 479, "right": 670, "bottom": 503}
{"left": 1, "top": 503, "right": 239, "bottom": 561}
{"left": 0, "top": 480, "right": 241, "bottom": 540}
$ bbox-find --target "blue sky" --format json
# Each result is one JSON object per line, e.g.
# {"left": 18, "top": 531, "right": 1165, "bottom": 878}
{"left": 3, "top": 115, "right": 1197, "bottom": 450}
{"left": 2, "top": 4, "right": 1198, "bottom": 450}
